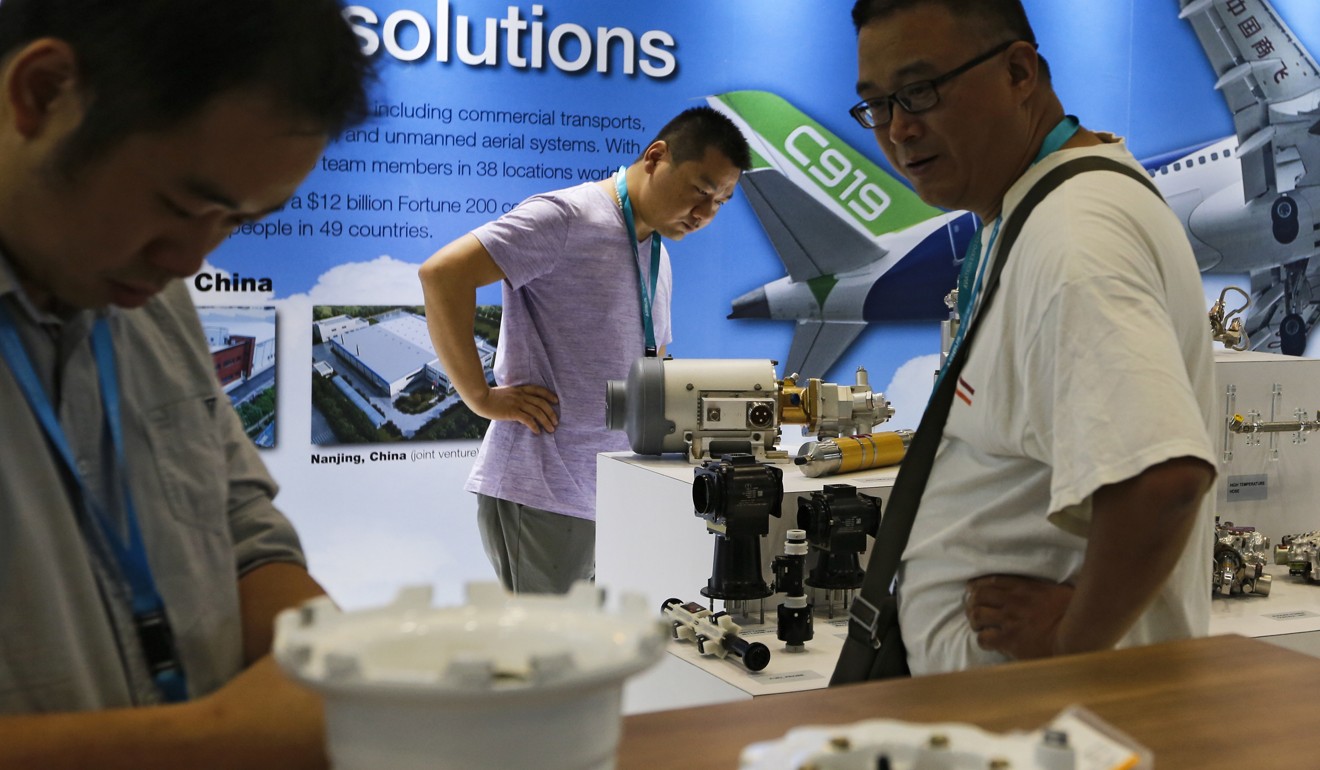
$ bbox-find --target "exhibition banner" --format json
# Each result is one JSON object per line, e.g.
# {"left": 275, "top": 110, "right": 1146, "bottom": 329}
{"left": 191, "top": 0, "right": 1319, "bottom": 606}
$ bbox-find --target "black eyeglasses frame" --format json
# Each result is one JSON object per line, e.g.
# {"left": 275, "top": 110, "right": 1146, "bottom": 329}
{"left": 849, "top": 40, "right": 1029, "bottom": 129}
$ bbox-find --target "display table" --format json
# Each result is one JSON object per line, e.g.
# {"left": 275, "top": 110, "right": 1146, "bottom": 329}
{"left": 596, "top": 451, "right": 898, "bottom": 712}
{"left": 1211, "top": 562, "right": 1320, "bottom": 636}
{"left": 595, "top": 451, "right": 898, "bottom": 606}
{"left": 616, "top": 634, "right": 1320, "bottom": 769}
{"left": 598, "top": 451, "right": 1320, "bottom": 715}
{"left": 661, "top": 614, "right": 849, "bottom": 696}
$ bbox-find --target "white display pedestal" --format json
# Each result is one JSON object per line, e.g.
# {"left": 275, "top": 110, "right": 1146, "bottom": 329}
{"left": 1208, "top": 351, "right": 1320, "bottom": 659}
{"left": 596, "top": 451, "right": 897, "bottom": 714}
{"left": 1213, "top": 350, "right": 1320, "bottom": 541}
{"left": 1210, "top": 563, "right": 1320, "bottom": 637}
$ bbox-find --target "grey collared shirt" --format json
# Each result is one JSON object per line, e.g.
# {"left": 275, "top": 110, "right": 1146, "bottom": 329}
{"left": 0, "top": 253, "right": 305, "bottom": 713}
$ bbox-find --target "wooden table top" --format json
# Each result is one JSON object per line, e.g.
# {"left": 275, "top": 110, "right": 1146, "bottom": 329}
{"left": 617, "top": 634, "right": 1320, "bottom": 768}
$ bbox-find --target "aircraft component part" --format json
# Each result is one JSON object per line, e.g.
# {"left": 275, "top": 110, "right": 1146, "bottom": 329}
{"left": 940, "top": 288, "right": 961, "bottom": 371}
{"left": 1209, "top": 285, "right": 1250, "bottom": 350}
{"left": 694, "top": 453, "right": 782, "bottom": 602}
{"left": 740, "top": 705, "right": 1152, "bottom": 770}
{"left": 607, "top": 358, "right": 893, "bottom": 462}
{"left": 798, "top": 484, "right": 881, "bottom": 592}
{"left": 606, "top": 357, "right": 780, "bottom": 462}
{"left": 1276, "top": 531, "right": 1320, "bottom": 582}
{"left": 1229, "top": 410, "right": 1320, "bottom": 435}
{"left": 661, "top": 598, "right": 771, "bottom": 672}
{"left": 771, "top": 528, "right": 813, "bottom": 652}
{"left": 779, "top": 366, "right": 893, "bottom": 439}
{"left": 1222, "top": 382, "right": 1319, "bottom": 461}
{"left": 795, "top": 430, "right": 911, "bottom": 478}
{"left": 1213, "top": 520, "right": 1272, "bottom": 596}
{"left": 273, "top": 582, "right": 666, "bottom": 770}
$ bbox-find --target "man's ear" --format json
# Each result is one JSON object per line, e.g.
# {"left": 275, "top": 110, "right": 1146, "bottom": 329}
{"left": 4, "top": 38, "right": 82, "bottom": 138}
{"left": 641, "top": 140, "right": 668, "bottom": 174}
{"left": 1004, "top": 40, "right": 1040, "bottom": 100}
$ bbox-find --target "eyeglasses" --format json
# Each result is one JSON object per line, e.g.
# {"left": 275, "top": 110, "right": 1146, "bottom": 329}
{"left": 849, "top": 40, "right": 1023, "bottom": 129}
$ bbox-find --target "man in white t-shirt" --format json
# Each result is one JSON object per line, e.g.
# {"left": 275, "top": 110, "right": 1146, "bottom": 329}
{"left": 845, "top": 0, "right": 1216, "bottom": 673}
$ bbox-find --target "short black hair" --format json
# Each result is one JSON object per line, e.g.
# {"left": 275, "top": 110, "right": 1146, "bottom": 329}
{"left": 0, "top": 0, "right": 373, "bottom": 173}
{"left": 852, "top": 0, "right": 1035, "bottom": 42}
{"left": 851, "top": 0, "right": 1050, "bottom": 80}
{"left": 646, "top": 106, "right": 752, "bottom": 172}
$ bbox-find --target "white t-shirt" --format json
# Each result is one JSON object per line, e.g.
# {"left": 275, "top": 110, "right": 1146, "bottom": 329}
{"left": 897, "top": 139, "right": 1217, "bottom": 674}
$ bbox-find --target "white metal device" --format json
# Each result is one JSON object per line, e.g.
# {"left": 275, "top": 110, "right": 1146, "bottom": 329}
{"left": 274, "top": 582, "right": 666, "bottom": 770}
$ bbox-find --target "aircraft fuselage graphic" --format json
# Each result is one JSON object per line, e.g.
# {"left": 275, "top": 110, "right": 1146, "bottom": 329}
{"left": 715, "top": 0, "right": 1320, "bottom": 378}
{"left": 729, "top": 211, "right": 973, "bottom": 323}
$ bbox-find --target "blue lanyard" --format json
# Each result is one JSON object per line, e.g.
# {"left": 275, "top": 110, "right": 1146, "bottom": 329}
{"left": 615, "top": 166, "right": 662, "bottom": 356}
{"left": 944, "top": 116, "right": 1080, "bottom": 376}
{"left": 0, "top": 304, "right": 188, "bottom": 702}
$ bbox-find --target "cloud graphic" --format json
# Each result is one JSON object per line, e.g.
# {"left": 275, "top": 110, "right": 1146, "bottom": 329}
{"left": 287, "top": 255, "right": 426, "bottom": 305}
{"left": 883, "top": 354, "right": 940, "bottom": 432}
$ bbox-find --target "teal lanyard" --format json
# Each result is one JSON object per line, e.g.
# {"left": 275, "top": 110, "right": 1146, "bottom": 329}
{"left": 615, "top": 166, "right": 662, "bottom": 356}
{"left": 946, "top": 116, "right": 1080, "bottom": 368}
{"left": 0, "top": 304, "right": 189, "bottom": 702}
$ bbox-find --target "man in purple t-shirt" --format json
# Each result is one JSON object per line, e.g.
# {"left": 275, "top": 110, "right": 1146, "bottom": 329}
{"left": 419, "top": 107, "right": 750, "bottom": 593}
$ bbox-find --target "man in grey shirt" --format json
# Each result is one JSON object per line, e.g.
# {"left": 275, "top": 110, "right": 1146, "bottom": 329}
{"left": 0, "top": 1, "right": 370, "bottom": 766}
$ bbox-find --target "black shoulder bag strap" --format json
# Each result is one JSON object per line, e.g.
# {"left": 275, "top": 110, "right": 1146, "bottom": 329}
{"left": 831, "top": 156, "right": 1162, "bottom": 684}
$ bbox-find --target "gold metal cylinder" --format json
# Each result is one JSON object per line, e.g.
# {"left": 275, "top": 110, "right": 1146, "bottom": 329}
{"left": 833, "top": 432, "right": 907, "bottom": 473}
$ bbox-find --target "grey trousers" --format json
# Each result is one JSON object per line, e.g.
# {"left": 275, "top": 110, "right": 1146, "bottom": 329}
{"left": 475, "top": 493, "right": 595, "bottom": 594}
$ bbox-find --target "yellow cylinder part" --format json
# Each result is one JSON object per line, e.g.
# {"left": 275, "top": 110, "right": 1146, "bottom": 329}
{"left": 836, "top": 432, "right": 907, "bottom": 473}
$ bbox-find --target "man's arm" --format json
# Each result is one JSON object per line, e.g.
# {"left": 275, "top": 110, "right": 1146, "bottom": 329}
{"left": 965, "top": 455, "right": 1214, "bottom": 660}
{"left": 237, "top": 561, "right": 327, "bottom": 665}
{"left": 0, "top": 563, "right": 330, "bottom": 770}
{"left": 418, "top": 234, "right": 558, "bottom": 433}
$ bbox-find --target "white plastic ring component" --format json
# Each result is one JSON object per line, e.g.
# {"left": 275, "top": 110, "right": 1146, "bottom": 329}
{"left": 739, "top": 705, "right": 1151, "bottom": 770}
{"left": 275, "top": 581, "right": 667, "bottom": 770}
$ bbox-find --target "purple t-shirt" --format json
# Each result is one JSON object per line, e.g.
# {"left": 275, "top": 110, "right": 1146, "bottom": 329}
{"left": 466, "top": 181, "right": 672, "bottom": 519}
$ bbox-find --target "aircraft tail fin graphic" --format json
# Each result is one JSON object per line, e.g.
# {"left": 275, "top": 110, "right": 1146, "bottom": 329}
{"left": 740, "top": 167, "right": 887, "bottom": 281}
{"left": 786, "top": 320, "right": 869, "bottom": 380}
{"left": 707, "top": 91, "right": 941, "bottom": 240}
{"left": 707, "top": 91, "right": 956, "bottom": 377}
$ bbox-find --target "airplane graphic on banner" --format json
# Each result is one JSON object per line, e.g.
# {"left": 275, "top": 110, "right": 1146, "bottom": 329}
{"left": 707, "top": 90, "right": 974, "bottom": 379}
{"left": 1174, "top": 0, "right": 1320, "bottom": 355}
{"left": 711, "top": 0, "right": 1320, "bottom": 378}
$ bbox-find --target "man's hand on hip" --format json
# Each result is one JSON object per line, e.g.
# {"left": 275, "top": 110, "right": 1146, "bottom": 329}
{"left": 964, "top": 574, "right": 1074, "bottom": 660}
{"left": 471, "top": 384, "right": 559, "bottom": 433}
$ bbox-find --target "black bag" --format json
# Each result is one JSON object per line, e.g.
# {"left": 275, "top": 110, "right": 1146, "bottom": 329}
{"left": 831, "top": 156, "right": 1162, "bottom": 684}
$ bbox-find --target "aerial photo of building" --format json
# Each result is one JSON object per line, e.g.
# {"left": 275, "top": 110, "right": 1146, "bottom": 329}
{"left": 198, "top": 305, "right": 278, "bottom": 447}
{"left": 321, "top": 309, "right": 494, "bottom": 398}
{"left": 311, "top": 306, "right": 498, "bottom": 444}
